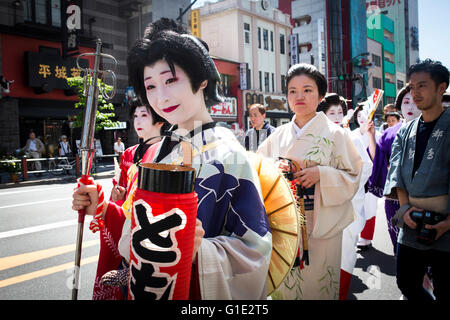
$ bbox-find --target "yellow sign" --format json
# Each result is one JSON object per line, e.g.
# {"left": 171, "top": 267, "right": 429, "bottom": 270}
{"left": 191, "top": 9, "right": 201, "bottom": 38}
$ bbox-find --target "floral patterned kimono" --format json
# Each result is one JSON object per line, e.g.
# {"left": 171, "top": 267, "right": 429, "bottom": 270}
{"left": 258, "top": 112, "right": 362, "bottom": 300}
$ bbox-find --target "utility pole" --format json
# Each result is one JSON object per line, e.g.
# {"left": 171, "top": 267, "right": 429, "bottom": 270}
{"left": 177, "top": 0, "right": 199, "bottom": 23}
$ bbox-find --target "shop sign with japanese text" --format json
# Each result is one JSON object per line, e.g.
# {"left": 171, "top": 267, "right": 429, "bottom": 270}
{"left": 25, "top": 51, "right": 89, "bottom": 92}
{"left": 209, "top": 97, "right": 237, "bottom": 118}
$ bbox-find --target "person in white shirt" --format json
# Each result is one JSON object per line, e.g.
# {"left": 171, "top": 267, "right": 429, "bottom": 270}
{"left": 59, "top": 135, "right": 72, "bottom": 157}
{"left": 113, "top": 137, "right": 125, "bottom": 160}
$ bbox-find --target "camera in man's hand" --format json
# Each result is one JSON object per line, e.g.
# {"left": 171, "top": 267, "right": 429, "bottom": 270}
{"left": 410, "top": 211, "right": 446, "bottom": 245}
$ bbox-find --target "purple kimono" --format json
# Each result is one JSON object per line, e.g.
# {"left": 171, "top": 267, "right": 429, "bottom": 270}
{"left": 368, "top": 122, "right": 403, "bottom": 252}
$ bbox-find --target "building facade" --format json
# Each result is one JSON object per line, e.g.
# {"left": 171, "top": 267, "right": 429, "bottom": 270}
{"left": 366, "top": 37, "right": 383, "bottom": 94}
{"left": 367, "top": 11, "right": 397, "bottom": 105}
{"left": 209, "top": 56, "right": 242, "bottom": 131}
{"left": 365, "top": 0, "right": 420, "bottom": 103}
{"left": 290, "top": 0, "right": 370, "bottom": 108}
{"left": 197, "top": 0, "right": 292, "bottom": 129}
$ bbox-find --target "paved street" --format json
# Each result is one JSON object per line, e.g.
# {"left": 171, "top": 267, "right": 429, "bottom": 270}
{"left": 0, "top": 179, "right": 114, "bottom": 300}
{"left": 349, "top": 198, "right": 402, "bottom": 300}
{"left": 0, "top": 178, "right": 402, "bottom": 300}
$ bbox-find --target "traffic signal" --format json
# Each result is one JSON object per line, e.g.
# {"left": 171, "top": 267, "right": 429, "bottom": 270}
{"left": 353, "top": 56, "right": 373, "bottom": 68}
{"left": 337, "top": 74, "right": 362, "bottom": 81}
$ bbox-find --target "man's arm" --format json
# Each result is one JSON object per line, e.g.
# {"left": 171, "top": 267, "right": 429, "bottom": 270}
{"left": 396, "top": 187, "right": 422, "bottom": 230}
{"left": 397, "top": 187, "right": 409, "bottom": 207}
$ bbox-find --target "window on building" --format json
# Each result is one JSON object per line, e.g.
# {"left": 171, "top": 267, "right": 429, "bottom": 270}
{"left": 299, "top": 43, "right": 312, "bottom": 53}
{"left": 258, "top": 27, "right": 261, "bottom": 49}
{"left": 246, "top": 68, "right": 252, "bottom": 90}
{"left": 270, "top": 31, "right": 274, "bottom": 52}
{"left": 244, "top": 23, "right": 251, "bottom": 44}
{"left": 264, "top": 72, "right": 270, "bottom": 92}
{"left": 386, "top": 97, "right": 395, "bottom": 104}
{"left": 51, "top": 0, "right": 61, "bottom": 27}
{"left": 371, "top": 54, "right": 381, "bottom": 67}
{"left": 281, "top": 75, "right": 286, "bottom": 94}
{"left": 24, "top": 0, "right": 62, "bottom": 27}
{"left": 280, "top": 34, "right": 285, "bottom": 54}
{"left": 294, "top": 15, "right": 312, "bottom": 27}
{"left": 220, "top": 74, "right": 233, "bottom": 97}
{"left": 384, "top": 51, "right": 395, "bottom": 64}
{"left": 271, "top": 73, "right": 275, "bottom": 92}
{"left": 259, "top": 71, "right": 262, "bottom": 91}
{"left": 384, "top": 29, "right": 394, "bottom": 43}
{"left": 385, "top": 74, "right": 395, "bottom": 84}
{"left": 373, "top": 77, "right": 382, "bottom": 89}
{"left": 263, "top": 29, "right": 269, "bottom": 50}
{"left": 397, "top": 79, "right": 404, "bottom": 90}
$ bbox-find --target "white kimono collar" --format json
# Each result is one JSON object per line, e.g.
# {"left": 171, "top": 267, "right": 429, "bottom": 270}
{"left": 291, "top": 113, "right": 320, "bottom": 139}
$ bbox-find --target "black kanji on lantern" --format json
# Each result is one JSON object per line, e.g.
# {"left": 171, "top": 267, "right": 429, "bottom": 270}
{"left": 129, "top": 202, "right": 185, "bottom": 300}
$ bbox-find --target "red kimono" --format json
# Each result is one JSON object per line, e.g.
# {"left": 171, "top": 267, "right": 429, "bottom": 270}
{"left": 92, "top": 143, "right": 159, "bottom": 300}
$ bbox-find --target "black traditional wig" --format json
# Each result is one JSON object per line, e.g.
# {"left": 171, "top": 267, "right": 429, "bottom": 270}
{"left": 394, "top": 85, "right": 411, "bottom": 112}
{"left": 127, "top": 18, "right": 223, "bottom": 108}
{"left": 317, "top": 93, "right": 348, "bottom": 115}
{"left": 128, "top": 96, "right": 167, "bottom": 125}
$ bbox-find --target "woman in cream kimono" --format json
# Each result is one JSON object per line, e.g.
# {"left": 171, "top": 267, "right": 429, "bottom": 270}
{"left": 258, "top": 64, "right": 362, "bottom": 300}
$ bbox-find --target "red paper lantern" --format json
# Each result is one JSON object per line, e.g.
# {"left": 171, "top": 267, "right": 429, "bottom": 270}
{"left": 128, "top": 163, "right": 198, "bottom": 300}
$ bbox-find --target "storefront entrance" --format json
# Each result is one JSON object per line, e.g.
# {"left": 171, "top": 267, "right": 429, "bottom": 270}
{"left": 19, "top": 118, "right": 71, "bottom": 157}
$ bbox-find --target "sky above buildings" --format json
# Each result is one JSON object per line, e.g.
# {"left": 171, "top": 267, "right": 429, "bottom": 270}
{"left": 191, "top": 0, "right": 450, "bottom": 72}
{"left": 418, "top": 0, "right": 450, "bottom": 70}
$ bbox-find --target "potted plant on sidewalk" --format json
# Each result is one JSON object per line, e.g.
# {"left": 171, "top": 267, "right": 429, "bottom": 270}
{"left": 0, "top": 156, "right": 21, "bottom": 183}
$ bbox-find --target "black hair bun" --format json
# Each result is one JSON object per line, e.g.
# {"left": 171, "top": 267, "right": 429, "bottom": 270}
{"left": 144, "top": 18, "right": 187, "bottom": 40}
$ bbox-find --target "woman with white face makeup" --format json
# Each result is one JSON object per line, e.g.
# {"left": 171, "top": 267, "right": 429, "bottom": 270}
{"left": 399, "top": 92, "right": 421, "bottom": 122}
{"left": 111, "top": 97, "right": 169, "bottom": 205}
{"left": 73, "top": 18, "right": 272, "bottom": 300}
{"left": 351, "top": 104, "right": 382, "bottom": 252}
{"left": 317, "top": 93, "right": 374, "bottom": 300}
{"left": 365, "top": 85, "right": 421, "bottom": 254}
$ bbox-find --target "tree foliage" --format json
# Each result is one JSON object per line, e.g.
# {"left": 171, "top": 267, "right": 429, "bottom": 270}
{"left": 67, "top": 76, "right": 119, "bottom": 132}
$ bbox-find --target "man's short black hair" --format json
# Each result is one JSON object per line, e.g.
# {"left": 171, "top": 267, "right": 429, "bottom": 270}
{"left": 286, "top": 63, "right": 327, "bottom": 98}
{"left": 408, "top": 59, "right": 449, "bottom": 90}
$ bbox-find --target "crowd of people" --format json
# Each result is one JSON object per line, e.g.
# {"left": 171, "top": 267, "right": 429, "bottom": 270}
{"left": 71, "top": 18, "right": 449, "bottom": 301}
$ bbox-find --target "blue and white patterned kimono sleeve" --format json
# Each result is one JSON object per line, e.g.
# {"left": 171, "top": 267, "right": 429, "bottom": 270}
{"left": 196, "top": 144, "right": 272, "bottom": 300}
{"left": 159, "top": 126, "right": 272, "bottom": 299}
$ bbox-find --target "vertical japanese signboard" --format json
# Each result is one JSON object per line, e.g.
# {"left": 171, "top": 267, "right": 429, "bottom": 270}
{"left": 290, "top": 34, "right": 299, "bottom": 66}
{"left": 190, "top": 9, "right": 201, "bottom": 38}
{"left": 240, "top": 63, "right": 248, "bottom": 91}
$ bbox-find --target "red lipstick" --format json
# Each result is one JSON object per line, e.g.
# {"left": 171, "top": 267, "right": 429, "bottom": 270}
{"left": 162, "top": 105, "right": 179, "bottom": 113}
